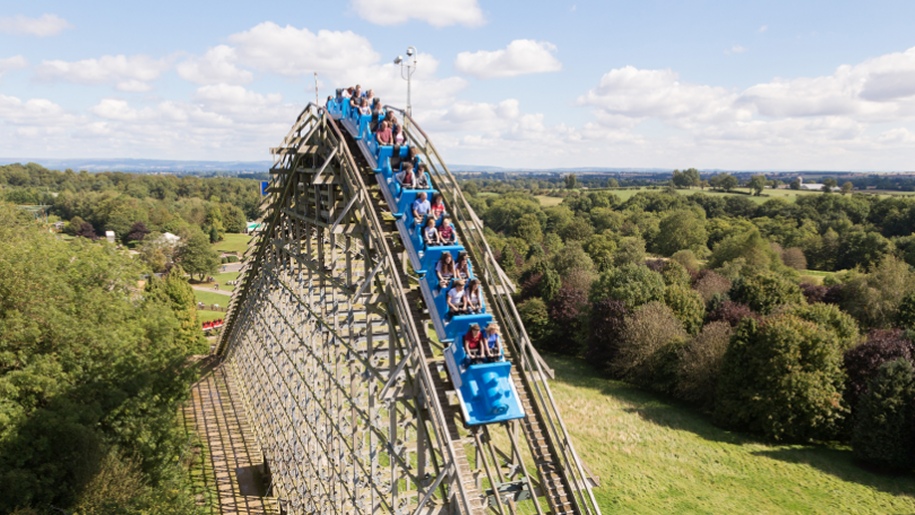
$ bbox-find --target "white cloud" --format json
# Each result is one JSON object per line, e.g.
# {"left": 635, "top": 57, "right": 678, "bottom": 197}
{"left": 229, "top": 22, "right": 378, "bottom": 78}
{"left": 0, "top": 55, "right": 28, "bottom": 75}
{"left": 177, "top": 45, "right": 253, "bottom": 85}
{"left": 725, "top": 45, "right": 747, "bottom": 55}
{"left": 455, "top": 40, "right": 562, "bottom": 79}
{"left": 579, "top": 66, "right": 743, "bottom": 126}
{"left": 758, "top": 25, "right": 768, "bottom": 33}
{"left": 0, "top": 14, "right": 71, "bottom": 37}
{"left": 35, "top": 54, "right": 169, "bottom": 91}
{"left": 350, "top": 0, "right": 484, "bottom": 27}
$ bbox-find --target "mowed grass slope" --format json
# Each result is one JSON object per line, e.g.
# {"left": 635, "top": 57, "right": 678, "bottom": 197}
{"left": 547, "top": 356, "right": 915, "bottom": 514}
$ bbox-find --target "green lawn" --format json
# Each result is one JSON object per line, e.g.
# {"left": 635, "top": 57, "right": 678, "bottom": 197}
{"left": 194, "top": 289, "right": 231, "bottom": 308}
{"left": 197, "top": 310, "right": 225, "bottom": 323}
{"left": 534, "top": 195, "right": 564, "bottom": 207}
{"left": 547, "top": 356, "right": 915, "bottom": 514}
{"left": 213, "top": 233, "right": 251, "bottom": 256}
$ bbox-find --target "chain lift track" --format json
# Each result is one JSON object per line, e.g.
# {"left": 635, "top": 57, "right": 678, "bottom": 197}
{"left": 216, "top": 104, "right": 601, "bottom": 514}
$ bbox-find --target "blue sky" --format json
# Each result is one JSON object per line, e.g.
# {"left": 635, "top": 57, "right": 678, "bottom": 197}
{"left": 2, "top": 1, "right": 915, "bottom": 170}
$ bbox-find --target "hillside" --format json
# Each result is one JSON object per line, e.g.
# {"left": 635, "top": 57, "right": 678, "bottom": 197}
{"left": 548, "top": 356, "right": 915, "bottom": 514}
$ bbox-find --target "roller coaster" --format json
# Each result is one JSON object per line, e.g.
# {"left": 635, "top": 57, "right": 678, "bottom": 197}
{"left": 217, "top": 89, "right": 600, "bottom": 513}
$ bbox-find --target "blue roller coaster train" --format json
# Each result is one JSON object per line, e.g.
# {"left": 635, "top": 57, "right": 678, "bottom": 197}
{"left": 326, "top": 92, "right": 525, "bottom": 426}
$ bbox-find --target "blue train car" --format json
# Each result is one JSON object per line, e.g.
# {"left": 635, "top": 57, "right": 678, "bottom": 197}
{"left": 328, "top": 92, "right": 525, "bottom": 426}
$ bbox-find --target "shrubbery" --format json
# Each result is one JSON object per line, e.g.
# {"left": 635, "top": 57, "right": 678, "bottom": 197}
{"left": 851, "top": 359, "right": 915, "bottom": 470}
{"left": 715, "top": 315, "right": 847, "bottom": 441}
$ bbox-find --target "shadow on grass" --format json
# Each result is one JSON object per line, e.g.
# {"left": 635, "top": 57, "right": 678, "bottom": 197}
{"left": 545, "top": 355, "right": 754, "bottom": 446}
{"left": 545, "top": 354, "right": 915, "bottom": 498}
{"left": 753, "top": 447, "right": 915, "bottom": 499}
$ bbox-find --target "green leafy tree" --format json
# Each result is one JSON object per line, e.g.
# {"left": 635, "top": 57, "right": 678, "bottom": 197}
{"left": 709, "top": 173, "right": 738, "bottom": 192}
{"left": 676, "top": 321, "right": 732, "bottom": 409}
{"left": 747, "top": 175, "right": 767, "bottom": 196}
{"left": 664, "top": 284, "right": 705, "bottom": 335}
{"left": 716, "top": 315, "right": 847, "bottom": 441}
{"left": 822, "top": 177, "right": 838, "bottom": 193}
{"left": 176, "top": 228, "right": 220, "bottom": 281}
{"left": 730, "top": 271, "right": 805, "bottom": 315}
{"left": 841, "top": 181, "right": 854, "bottom": 195}
{"left": 590, "top": 263, "right": 666, "bottom": 309}
{"left": 840, "top": 256, "right": 915, "bottom": 328}
{"left": 615, "top": 301, "right": 688, "bottom": 389}
{"left": 654, "top": 209, "right": 708, "bottom": 257}
{"left": 613, "top": 235, "right": 646, "bottom": 267}
{"left": 851, "top": 359, "right": 915, "bottom": 470}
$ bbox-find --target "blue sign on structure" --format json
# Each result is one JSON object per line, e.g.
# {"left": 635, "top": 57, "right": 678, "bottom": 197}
{"left": 261, "top": 181, "right": 269, "bottom": 196}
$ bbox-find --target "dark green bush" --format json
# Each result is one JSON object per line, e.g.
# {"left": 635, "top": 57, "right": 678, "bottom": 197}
{"left": 715, "top": 314, "right": 847, "bottom": 441}
{"left": 851, "top": 359, "right": 915, "bottom": 471}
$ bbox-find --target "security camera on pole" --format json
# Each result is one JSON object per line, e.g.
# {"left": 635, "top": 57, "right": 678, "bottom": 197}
{"left": 393, "top": 46, "right": 417, "bottom": 129}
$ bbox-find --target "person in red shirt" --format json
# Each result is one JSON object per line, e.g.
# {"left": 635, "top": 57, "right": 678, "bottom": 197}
{"left": 429, "top": 192, "right": 446, "bottom": 221}
{"left": 463, "top": 323, "right": 485, "bottom": 364}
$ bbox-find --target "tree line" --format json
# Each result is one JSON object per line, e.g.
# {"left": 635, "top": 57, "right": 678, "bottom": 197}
{"left": 469, "top": 185, "right": 915, "bottom": 471}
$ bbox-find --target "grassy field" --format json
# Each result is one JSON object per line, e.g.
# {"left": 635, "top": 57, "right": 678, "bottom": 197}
{"left": 197, "top": 310, "right": 224, "bottom": 323}
{"left": 213, "top": 233, "right": 251, "bottom": 255}
{"left": 194, "top": 289, "right": 231, "bottom": 307}
{"left": 547, "top": 356, "right": 915, "bottom": 514}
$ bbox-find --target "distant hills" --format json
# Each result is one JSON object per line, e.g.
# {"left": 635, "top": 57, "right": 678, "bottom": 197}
{"left": 0, "top": 157, "right": 906, "bottom": 176}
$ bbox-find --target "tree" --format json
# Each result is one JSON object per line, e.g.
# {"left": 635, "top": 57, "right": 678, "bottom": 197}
{"left": 615, "top": 301, "right": 688, "bottom": 389}
{"left": 790, "top": 178, "right": 802, "bottom": 190}
{"left": 716, "top": 315, "right": 847, "bottom": 441}
{"left": 709, "top": 173, "right": 738, "bottom": 192}
{"left": 822, "top": 177, "right": 838, "bottom": 193}
{"left": 730, "top": 271, "right": 805, "bottom": 315}
{"left": 586, "top": 299, "right": 629, "bottom": 375}
{"left": 175, "top": 228, "right": 220, "bottom": 281}
{"left": 676, "top": 321, "right": 732, "bottom": 409}
{"left": 839, "top": 256, "right": 914, "bottom": 328}
{"left": 518, "top": 298, "right": 551, "bottom": 347}
{"left": 671, "top": 168, "right": 700, "bottom": 189}
{"left": 747, "top": 175, "right": 767, "bottom": 196}
{"left": 851, "top": 359, "right": 915, "bottom": 470}
{"left": 841, "top": 181, "right": 854, "bottom": 195}
{"left": 843, "top": 329, "right": 914, "bottom": 412}
{"left": 564, "top": 173, "right": 578, "bottom": 190}
{"left": 590, "top": 263, "right": 666, "bottom": 309}
{"left": 125, "top": 221, "right": 150, "bottom": 244}
{"left": 664, "top": 284, "right": 705, "bottom": 335}
{"left": 653, "top": 209, "right": 708, "bottom": 257}
{"left": 613, "top": 236, "right": 646, "bottom": 267}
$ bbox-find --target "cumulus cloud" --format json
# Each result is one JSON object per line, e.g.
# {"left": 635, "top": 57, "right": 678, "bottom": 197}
{"left": 35, "top": 54, "right": 169, "bottom": 92}
{"left": 350, "top": 0, "right": 484, "bottom": 27}
{"left": 229, "top": 22, "right": 378, "bottom": 77}
{"left": 177, "top": 45, "right": 253, "bottom": 85}
{"left": 0, "top": 14, "right": 71, "bottom": 37}
{"left": 579, "top": 66, "right": 743, "bottom": 125}
{"left": 0, "top": 55, "right": 28, "bottom": 75}
{"left": 455, "top": 40, "right": 562, "bottom": 79}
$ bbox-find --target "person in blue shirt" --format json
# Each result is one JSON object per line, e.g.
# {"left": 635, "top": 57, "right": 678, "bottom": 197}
{"left": 484, "top": 323, "right": 501, "bottom": 362}
{"left": 412, "top": 191, "right": 431, "bottom": 223}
